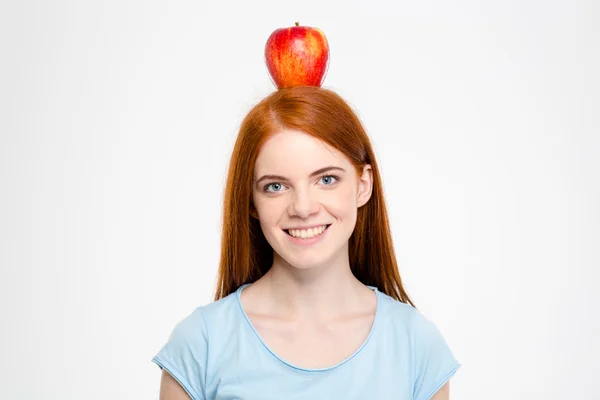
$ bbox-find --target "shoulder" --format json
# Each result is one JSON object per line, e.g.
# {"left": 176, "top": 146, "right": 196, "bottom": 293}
{"left": 377, "top": 292, "right": 461, "bottom": 400}
{"left": 171, "top": 290, "right": 240, "bottom": 341}
{"left": 197, "top": 290, "right": 242, "bottom": 331}
{"left": 376, "top": 291, "right": 446, "bottom": 337}
{"left": 153, "top": 290, "right": 241, "bottom": 363}
{"left": 375, "top": 291, "right": 460, "bottom": 366}
{"left": 151, "top": 292, "right": 242, "bottom": 400}
{"left": 375, "top": 294, "right": 461, "bottom": 400}
{"left": 151, "top": 305, "right": 210, "bottom": 400}
{"left": 376, "top": 290, "right": 422, "bottom": 330}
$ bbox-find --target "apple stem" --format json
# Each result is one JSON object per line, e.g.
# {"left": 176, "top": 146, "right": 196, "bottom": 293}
{"left": 295, "top": 22, "right": 299, "bottom": 26}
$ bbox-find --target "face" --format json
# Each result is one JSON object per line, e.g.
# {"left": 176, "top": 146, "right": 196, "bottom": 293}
{"left": 251, "top": 129, "right": 373, "bottom": 271}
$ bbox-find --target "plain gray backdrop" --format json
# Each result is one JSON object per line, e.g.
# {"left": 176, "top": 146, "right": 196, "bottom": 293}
{"left": 1, "top": 0, "right": 598, "bottom": 398}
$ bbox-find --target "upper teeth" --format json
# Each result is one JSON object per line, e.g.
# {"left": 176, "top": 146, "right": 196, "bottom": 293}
{"left": 288, "top": 225, "right": 328, "bottom": 239}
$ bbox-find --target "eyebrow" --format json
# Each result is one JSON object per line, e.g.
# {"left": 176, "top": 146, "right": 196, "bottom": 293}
{"left": 254, "top": 166, "right": 346, "bottom": 187}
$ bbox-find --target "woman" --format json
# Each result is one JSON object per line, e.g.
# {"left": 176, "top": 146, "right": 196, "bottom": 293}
{"left": 152, "top": 86, "right": 461, "bottom": 399}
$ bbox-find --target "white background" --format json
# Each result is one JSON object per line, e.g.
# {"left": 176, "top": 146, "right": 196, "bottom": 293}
{"left": 1, "top": 0, "right": 598, "bottom": 399}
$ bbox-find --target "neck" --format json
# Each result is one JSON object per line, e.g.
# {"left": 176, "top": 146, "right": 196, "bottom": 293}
{"left": 261, "top": 253, "right": 373, "bottom": 321}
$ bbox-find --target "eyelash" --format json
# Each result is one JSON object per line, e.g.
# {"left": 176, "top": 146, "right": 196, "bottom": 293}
{"left": 263, "top": 174, "right": 340, "bottom": 193}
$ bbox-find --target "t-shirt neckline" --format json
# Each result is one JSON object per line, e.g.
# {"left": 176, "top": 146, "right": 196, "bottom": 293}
{"left": 235, "top": 282, "right": 381, "bottom": 373}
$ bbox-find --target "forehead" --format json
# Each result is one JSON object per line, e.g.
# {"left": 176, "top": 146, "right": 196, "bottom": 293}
{"left": 254, "top": 130, "right": 349, "bottom": 176}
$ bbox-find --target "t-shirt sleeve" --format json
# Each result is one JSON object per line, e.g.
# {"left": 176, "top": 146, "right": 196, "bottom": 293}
{"left": 411, "top": 310, "right": 461, "bottom": 400}
{"left": 151, "top": 307, "right": 208, "bottom": 400}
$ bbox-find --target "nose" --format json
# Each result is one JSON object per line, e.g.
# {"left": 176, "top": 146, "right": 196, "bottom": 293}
{"left": 288, "top": 187, "right": 320, "bottom": 219}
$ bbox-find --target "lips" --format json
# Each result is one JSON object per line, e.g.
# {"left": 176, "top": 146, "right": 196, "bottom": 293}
{"left": 282, "top": 223, "right": 332, "bottom": 247}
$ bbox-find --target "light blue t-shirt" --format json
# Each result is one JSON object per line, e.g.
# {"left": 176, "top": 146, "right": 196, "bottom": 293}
{"left": 152, "top": 284, "right": 461, "bottom": 400}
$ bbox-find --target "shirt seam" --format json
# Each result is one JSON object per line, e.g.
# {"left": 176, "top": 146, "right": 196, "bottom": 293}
{"left": 236, "top": 283, "right": 382, "bottom": 374}
{"left": 199, "top": 309, "right": 210, "bottom": 400}
{"left": 152, "top": 355, "right": 204, "bottom": 400}
{"left": 416, "top": 361, "right": 461, "bottom": 400}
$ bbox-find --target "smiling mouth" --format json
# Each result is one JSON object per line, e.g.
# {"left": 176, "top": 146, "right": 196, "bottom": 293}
{"left": 284, "top": 224, "right": 331, "bottom": 239}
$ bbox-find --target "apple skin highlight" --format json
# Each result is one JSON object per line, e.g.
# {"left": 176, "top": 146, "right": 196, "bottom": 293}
{"left": 265, "top": 23, "right": 330, "bottom": 89}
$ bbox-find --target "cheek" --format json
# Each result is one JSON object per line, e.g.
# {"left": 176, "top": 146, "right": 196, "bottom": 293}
{"left": 254, "top": 196, "right": 285, "bottom": 225}
{"left": 322, "top": 186, "right": 357, "bottom": 218}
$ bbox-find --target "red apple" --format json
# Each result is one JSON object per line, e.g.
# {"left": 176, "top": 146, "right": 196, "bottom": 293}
{"left": 265, "top": 22, "right": 330, "bottom": 89}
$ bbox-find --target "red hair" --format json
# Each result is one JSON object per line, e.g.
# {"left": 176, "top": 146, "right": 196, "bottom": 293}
{"left": 214, "top": 86, "right": 416, "bottom": 308}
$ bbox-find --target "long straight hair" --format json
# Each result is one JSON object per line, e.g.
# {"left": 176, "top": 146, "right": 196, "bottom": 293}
{"left": 214, "top": 86, "right": 416, "bottom": 308}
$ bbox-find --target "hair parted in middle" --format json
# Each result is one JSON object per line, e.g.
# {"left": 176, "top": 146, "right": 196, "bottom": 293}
{"left": 214, "top": 86, "right": 415, "bottom": 309}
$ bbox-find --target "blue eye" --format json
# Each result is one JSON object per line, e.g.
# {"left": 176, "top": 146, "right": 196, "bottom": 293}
{"left": 263, "top": 175, "right": 339, "bottom": 193}
{"left": 320, "top": 175, "right": 339, "bottom": 185}
{"left": 264, "top": 182, "right": 285, "bottom": 192}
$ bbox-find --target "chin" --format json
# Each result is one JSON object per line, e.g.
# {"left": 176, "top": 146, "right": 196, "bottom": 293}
{"left": 278, "top": 248, "right": 337, "bottom": 271}
{"left": 289, "top": 259, "right": 327, "bottom": 270}
{"left": 272, "top": 247, "right": 330, "bottom": 271}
